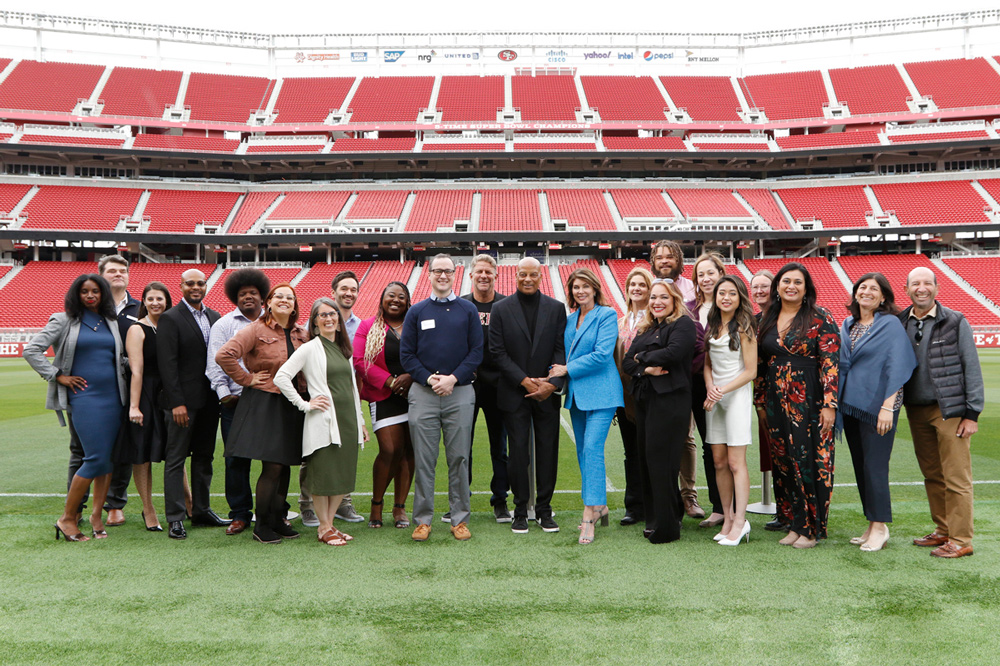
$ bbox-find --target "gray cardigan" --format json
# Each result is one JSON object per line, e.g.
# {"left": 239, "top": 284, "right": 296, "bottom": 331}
{"left": 22, "top": 312, "right": 127, "bottom": 425}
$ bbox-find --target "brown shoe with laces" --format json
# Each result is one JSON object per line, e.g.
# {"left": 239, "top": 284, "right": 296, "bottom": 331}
{"left": 412, "top": 524, "right": 431, "bottom": 541}
{"left": 683, "top": 496, "right": 706, "bottom": 519}
{"left": 450, "top": 522, "right": 472, "bottom": 541}
{"left": 913, "top": 532, "right": 948, "bottom": 547}
{"left": 930, "top": 541, "right": 973, "bottom": 558}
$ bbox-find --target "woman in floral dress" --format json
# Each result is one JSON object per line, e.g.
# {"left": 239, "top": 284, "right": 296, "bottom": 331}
{"left": 756, "top": 262, "right": 840, "bottom": 549}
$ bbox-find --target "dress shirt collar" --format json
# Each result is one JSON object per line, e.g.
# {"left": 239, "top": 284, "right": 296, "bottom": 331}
{"left": 909, "top": 304, "right": 938, "bottom": 320}
{"left": 431, "top": 291, "right": 457, "bottom": 303}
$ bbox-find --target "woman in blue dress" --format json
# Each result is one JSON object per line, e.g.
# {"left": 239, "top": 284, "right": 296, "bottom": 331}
{"left": 548, "top": 268, "right": 623, "bottom": 545}
{"left": 24, "top": 274, "right": 127, "bottom": 542}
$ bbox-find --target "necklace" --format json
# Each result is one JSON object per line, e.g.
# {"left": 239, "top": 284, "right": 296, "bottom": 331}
{"left": 143, "top": 317, "right": 158, "bottom": 333}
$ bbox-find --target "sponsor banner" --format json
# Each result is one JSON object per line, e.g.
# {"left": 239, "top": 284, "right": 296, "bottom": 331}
{"left": 973, "top": 332, "right": 1000, "bottom": 348}
{"left": 413, "top": 49, "right": 481, "bottom": 64}
{"left": 0, "top": 342, "right": 50, "bottom": 358}
{"left": 293, "top": 51, "right": 342, "bottom": 63}
{"left": 638, "top": 48, "right": 738, "bottom": 65}
{"left": 433, "top": 122, "right": 593, "bottom": 130}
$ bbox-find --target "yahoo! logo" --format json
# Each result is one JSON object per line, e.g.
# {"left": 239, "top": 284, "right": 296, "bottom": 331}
{"left": 584, "top": 51, "right": 611, "bottom": 60}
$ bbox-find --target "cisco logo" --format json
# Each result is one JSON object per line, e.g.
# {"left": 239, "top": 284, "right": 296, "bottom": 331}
{"left": 351, "top": 52, "right": 367, "bottom": 62}
{"left": 498, "top": 49, "right": 518, "bottom": 62}
{"left": 583, "top": 51, "right": 611, "bottom": 60}
{"left": 384, "top": 50, "right": 405, "bottom": 63}
{"left": 643, "top": 51, "right": 674, "bottom": 61}
{"left": 545, "top": 49, "right": 568, "bottom": 63}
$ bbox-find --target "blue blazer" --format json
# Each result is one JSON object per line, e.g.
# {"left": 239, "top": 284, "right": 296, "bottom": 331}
{"left": 564, "top": 305, "right": 624, "bottom": 412}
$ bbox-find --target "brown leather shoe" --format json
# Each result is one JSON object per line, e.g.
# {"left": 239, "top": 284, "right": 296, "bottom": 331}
{"left": 106, "top": 509, "right": 125, "bottom": 526}
{"left": 683, "top": 496, "right": 706, "bottom": 519}
{"left": 451, "top": 522, "right": 472, "bottom": 541}
{"left": 412, "top": 524, "right": 431, "bottom": 541}
{"left": 913, "top": 532, "right": 948, "bottom": 547}
{"left": 226, "top": 519, "right": 249, "bottom": 535}
{"left": 930, "top": 541, "right": 973, "bottom": 558}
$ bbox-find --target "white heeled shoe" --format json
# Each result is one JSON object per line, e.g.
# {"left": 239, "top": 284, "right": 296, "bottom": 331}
{"left": 718, "top": 520, "right": 751, "bottom": 547}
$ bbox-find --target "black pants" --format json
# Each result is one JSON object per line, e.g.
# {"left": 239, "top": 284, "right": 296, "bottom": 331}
{"left": 471, "top": 381, "right": 509, "bottom": 506}
{"left": 615, "top": 407, "right": 644, "bottom": 519}
{"left": 502, "top": 400, "right": 560, "bottom": 518}
{"left": 220, "top": 401, "right": 253, "bottom": 523}
{"left": 691, "top": 375, "right": 723, "bottom": 515}
{"left": 637, "top": 389, "right": 690, "bottom": 543}
{"left": 843, "top": 412, "right": 897, "bottom": 523}
{"left": 67, "top": 412, "right": 131, "bottom": 512}
{"left": 163, "top": 403, "right": 219, "bottom": 523}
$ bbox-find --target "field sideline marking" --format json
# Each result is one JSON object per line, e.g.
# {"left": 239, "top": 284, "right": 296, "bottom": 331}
{"left": 5, "top": 479, "right": 1000, "bottom": 498}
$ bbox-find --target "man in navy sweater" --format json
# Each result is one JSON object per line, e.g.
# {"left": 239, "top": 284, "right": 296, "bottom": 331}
{"left": 401, "top": 254, "right": 483, "bottom": 541}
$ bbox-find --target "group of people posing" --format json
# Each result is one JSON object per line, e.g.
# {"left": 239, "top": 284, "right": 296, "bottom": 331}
{"left": 24, "top": 244, "right": 983, "bottom": 556}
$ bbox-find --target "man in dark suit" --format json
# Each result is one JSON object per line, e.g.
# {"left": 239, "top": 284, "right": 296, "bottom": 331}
{"left": 489, "top": 257, "right": 567, "bottom": 534}
{"left": 157, "top": 268, "right": 228, "bottom": 539}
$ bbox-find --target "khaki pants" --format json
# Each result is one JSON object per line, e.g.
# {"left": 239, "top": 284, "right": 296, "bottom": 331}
{"left": 679, "top": 414, "right": 698, "bottom": 500}
{"left": 905, "top": 403, "right": 974, "bottom": 547}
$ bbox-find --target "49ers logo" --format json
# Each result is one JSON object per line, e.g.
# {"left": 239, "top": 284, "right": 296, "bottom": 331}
{"left": 498, "top": 49, "right": 518, "bottom": 61}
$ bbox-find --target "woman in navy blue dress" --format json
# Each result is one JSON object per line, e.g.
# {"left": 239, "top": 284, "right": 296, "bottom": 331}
{"left": 24, "top": 274, "right": 127, "bottom": 542}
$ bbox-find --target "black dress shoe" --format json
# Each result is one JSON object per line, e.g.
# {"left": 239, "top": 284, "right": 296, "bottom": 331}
{"left": 765, "top": 518, "right": 790, "bottom": 532}
{"left": 620, "top": 513, "right": 644, "bottom": 526}
{"left": 168, "top": 521, "right": 187, "bottom": 540}
{"left": 190, "top": 510, "right": 232, "bottom": 527}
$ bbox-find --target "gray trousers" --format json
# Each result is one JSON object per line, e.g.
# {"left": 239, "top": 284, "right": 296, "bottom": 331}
{"left": 408, "top": 383, "right": 475, "bottom": 527}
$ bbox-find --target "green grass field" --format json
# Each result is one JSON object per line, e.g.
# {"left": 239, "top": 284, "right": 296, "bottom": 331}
{"left": 2, "top": 353, "right": 999, "bottom": 665}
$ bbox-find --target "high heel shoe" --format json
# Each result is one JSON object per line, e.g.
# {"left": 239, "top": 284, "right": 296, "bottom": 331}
{"left": 142, "top": 511, "right": 163, "bottom": 532}
{"left": 718, "top": 520, "right": 750, "bottom": 546}
{"left": 368, "top": 499, "right": 383, "bottom": 529}
{"left": 89, "top": 518, "right": 108, "bottom": 539}
{"left": 579, "top": 518, "right": 596, "bottom": 545}
{"left": 393, "top": 503, "right": 410, "bottom": 529}
{"left": 713, "top": 531, "right": 728, "bottom": 542}
{"left": 860, "top": 527, "right": 889, "bottom": 552}
{"left": 55, "top": 523, "right": 89, "bottom": 542}
{"left": 593, "top": 507, "right": 609, "bottom": 527}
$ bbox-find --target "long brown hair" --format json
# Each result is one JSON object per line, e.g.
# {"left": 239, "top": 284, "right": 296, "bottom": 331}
{"left": 565, "top": 267, "right": 610, "bottom": 310}
{"left": 691, "top": 251, "right": 727, "bottom": 307}
{"left": 706, "top": 276, "right": 756, "bottom": 351}
{"left": 363, "top": 281, "right": 411, "bottom": 368}
{"left": 263, "top": 283, "right": 299, "bottom": 328}
{"left": 308, "top": 297, "right": 352, "bottom": 358}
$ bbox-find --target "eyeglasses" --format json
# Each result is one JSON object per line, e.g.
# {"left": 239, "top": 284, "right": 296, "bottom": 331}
{"left": 183, "top": 280, "right": 207, "bottom": 287}
{"left": 652, "top": 277, "right": 674, "bottom": 285}
{"left": 914, "top": 319, "right": 924, "bottom": 343}
{"left": 316, "top": 312, "right": 338, "bottom": 319}
{"left": 429, "top": 268, "right": 455, "bottom": 276}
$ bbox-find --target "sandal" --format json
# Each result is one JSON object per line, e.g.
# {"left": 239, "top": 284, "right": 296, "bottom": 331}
{"left": 368, "top": 499, "right": 383, "bottom": 528}
{"left": 579, "top": 519, "right": 596, "bottom": 545}
{"left": 331, "top": 527, "right": 353, "bottom": 542}
{"left": 393, "top": 503, "right": 410, "bottom": 529}
{"left": 318, "top": 529, "right": 347, "bottom": 546}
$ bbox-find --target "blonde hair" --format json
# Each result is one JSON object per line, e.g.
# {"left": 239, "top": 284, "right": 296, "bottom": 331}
{"left": 621, "top": 266, "right": 653, "bottom": 317}
{"left": 691, "top": 252, "right": 726, "bottom": 307}
{"left": 637, "top": 281, "right": 688, "bottom": 333}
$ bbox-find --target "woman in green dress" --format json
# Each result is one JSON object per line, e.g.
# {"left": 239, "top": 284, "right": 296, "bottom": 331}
{"left": 275, "top": 297, "right": 368, "bottom": 546}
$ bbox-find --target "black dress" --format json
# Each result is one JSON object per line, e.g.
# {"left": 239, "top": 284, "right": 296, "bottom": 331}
{"left": 370, "top": 329, "right": 408, "bottom": 430}
{"left": 126, "top": 322, "right": 167, "bottom": 464}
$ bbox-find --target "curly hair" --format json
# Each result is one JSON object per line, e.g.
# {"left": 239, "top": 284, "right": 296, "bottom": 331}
{"left": 363, "top": 282, "right": 410, "bottom": 369}
{"left": 224, "top": 268, "right": 270, "bottom": 306}
{"left": 65, "top": 274, "right": 116, "bottom": 320}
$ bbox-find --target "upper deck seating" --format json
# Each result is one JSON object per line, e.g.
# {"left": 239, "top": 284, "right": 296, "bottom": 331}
{"left": 511, "top": 76, "right": 580, "bottom": 121}
{"left": 603, "top": 136, "right": 687, "bottom": 151}
{"left": 871, "top": 181, "right": 990, "bottom": 226}
{"left": 143, "top": 190, "right": 240, "bottom": 233}
{"left": 133, "top": 134, "right": 239, "bottom": 153}
{"left": 100, "top": 67, "right": 183, "bottom": 118}
{"left": 21, "top": 186, "right": 142, "bottom": 231}
{"left": 739, "top": 70, "right": 829, "bottom": 120}
{"left": 904, "top": 58, "right": 1000, "bottom": 109}
{"left": 437, "top": 76, "right": 504, "bottom": 122}
{"left": 185, "top": 73, "right": 274, "bottom": 123}
{"left": 404, "top": 190, "right": 473, "bottom": 232}
{"left": 737, "top": 189, "right": 792, "bottom": 230}
{"left": 659, "top": 76, "right": 742, "bottom": 121}
{"left": 665, "top": 189, "right": 749, "bottom": 219}
{"left": 273, "top": 76, "right": 355, "bottom": 124}
{"left": 270, "top": 191, "right": 352, "bottom": 221}
{"left": 580, "top": 76, "right": 667, "bottom": 121}
{"left": 345, "top": 191, "right": 409, "bottom": 221}
{"left": 227, "top": 192, "right": 279, "bottom": 233}
{"left": 545, "top": 189, "right": 617, "bottom": 231}
{"left": 347, "top": 77, "right": 434, "bottom": 123}
{"left": 776, "top": 131, "right": 881, "bottom": 150}
{"left": 609, "top": 189, "right": 674, "bottom": 219}
{"left": 0, "top": 60, "right": 104, "bottom": 113}
{"left": 828, "top": 65, "right": 911, "bottom": 115}
{"left": 478, "top": 190, "right": 542, "bottom": 231}
{"left": 777, "top": 186, "right": 873, "bottom": 229}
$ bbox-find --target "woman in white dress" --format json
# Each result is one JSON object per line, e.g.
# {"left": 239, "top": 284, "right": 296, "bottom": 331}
{"left": 703, "top": 276, "right": 758, "bottom": 546}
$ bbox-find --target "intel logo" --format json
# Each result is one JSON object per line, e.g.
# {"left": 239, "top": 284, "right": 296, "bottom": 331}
{"left": 617, "top": 52, "right": 634, "bottom": 60}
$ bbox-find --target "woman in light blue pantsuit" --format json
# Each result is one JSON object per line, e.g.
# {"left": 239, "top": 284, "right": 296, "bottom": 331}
{"left": 549, "top": 268, "right": 623, "bottom": 545}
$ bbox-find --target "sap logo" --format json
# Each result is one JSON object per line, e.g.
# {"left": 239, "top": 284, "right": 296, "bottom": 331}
{"left": 384, "top": 50, "right": 405, "bottom": 63}
{"left": 584, "top": 51, "right": 611, "bottom": 60}
{"left": 418, "top": 51, "right": 438, "bottom": 63}
{"left": 643, "top": 51, "right": 674, "bottom": 61}
{"left": 498, "top": 49, "right": 518, "bottom": 61}
{"left": 617, "top": 52, "right": 634, "bottom": 60}
{"left": 351, "top": 52, "right": 367, "bottom": 62}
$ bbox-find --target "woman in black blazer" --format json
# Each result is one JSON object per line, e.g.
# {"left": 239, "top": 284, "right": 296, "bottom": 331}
{"left": 622, "top": 281, "right": 696, "bottom": 544}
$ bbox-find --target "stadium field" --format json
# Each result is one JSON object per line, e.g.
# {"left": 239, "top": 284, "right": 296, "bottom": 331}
{"left": 1, "top": 352, "right": 999, "bottom": 665}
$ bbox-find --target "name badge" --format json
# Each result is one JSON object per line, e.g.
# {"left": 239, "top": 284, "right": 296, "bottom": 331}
{"left": 421, "top": 319, "right": 436, "bottom": 330}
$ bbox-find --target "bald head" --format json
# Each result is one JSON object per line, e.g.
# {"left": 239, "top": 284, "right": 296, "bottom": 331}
{"left": 180, "top": 268, "right": 207, "bottom": 307}
{"left": 516, "top": 257, "right": 543, "bottom": 296}
{"left": 906, "top": 266, "right": 938, "bottom": 315}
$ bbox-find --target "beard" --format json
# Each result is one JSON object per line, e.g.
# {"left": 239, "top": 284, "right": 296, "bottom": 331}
{"left": 654, "top": 263, "right": 681, "bottom": 281}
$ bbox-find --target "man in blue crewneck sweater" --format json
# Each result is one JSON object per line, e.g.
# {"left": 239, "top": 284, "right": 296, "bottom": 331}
{"left": 401, "top": 254, "right": 483, "bottom": 541}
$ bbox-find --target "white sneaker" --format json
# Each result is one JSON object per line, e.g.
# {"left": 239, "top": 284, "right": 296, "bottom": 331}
{"left": 300, "top": 509, "right": 319, "bottom": 527}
